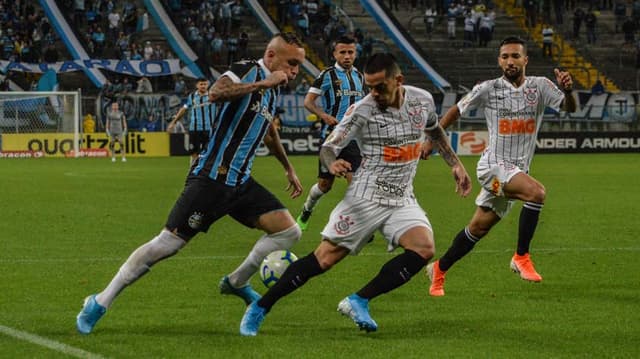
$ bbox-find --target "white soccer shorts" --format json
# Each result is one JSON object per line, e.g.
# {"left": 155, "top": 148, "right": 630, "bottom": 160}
{"left": 321, "top": 196, "right": 432, "bottom": 255}
{"left": 475, "top": 157, "right": 523, "bottom": 218}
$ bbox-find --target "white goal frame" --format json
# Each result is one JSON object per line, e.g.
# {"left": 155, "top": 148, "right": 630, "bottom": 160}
{"left": 0, "top": 90, "right": 82, "bottom": 156}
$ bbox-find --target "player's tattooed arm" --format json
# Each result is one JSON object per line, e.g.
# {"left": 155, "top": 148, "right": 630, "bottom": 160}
{"left": 427, "top": 125, "right": 459, "bottom": 167}
{"left": 209, "top": 71, "right": 288, "bottom": 103}
{"left": 427, "top": 125, "right": 472, "bottom": 197}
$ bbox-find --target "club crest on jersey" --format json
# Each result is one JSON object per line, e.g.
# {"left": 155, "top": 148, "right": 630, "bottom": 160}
{"left": 407, "top": 102, "right": 428, "bottom": 128}
{"left": 334, "top": 215, "right": 354, "bottom": 235}
{"left": 188, "top": 212, "right": 204, "bottom": 229}
{"left": 524, "top": 87, "right": 538, "bottom": 105}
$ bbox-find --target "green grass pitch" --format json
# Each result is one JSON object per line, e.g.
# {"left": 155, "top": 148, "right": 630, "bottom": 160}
{"left": 0, "top": 154, "right": 638, "bottom": 358}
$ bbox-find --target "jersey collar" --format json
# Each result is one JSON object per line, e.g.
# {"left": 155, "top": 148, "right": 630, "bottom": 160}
{"left": 258, "top": 59, "right": 271, "bottom": 77}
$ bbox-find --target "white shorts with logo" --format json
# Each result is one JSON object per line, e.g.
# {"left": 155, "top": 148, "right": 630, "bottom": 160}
{"left": 475, "top": 157, "right": 524, "bottom": 218}
{"left": 321, "top": 196, "right": 432, "bottom": 255}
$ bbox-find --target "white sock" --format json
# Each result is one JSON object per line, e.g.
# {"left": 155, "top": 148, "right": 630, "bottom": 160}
{"left": 95, "top": 230, "right": 186, "bottom": 308}
{"left": 227, "top": 224, "right": 301, "bottom": 287}
{"left": 303, "top": 183, "right": 326, "bottom": 212}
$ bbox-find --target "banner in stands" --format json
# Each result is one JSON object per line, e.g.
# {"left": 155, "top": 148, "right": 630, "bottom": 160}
{"left": 1, "top": 133, "right": 169, "bottom": 157}
{"left": 97, "top": 93, "right": 183, "bottom": 132}
{"left": 0, "top": 59, "right": 194, "bottom": 78}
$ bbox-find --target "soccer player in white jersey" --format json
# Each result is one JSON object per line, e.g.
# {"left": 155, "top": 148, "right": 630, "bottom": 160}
{"left": 239, "top": 53, "right": 472, "bottom": 336}
{"left": 425, "top": 36, "right": 577, "bottom": 297}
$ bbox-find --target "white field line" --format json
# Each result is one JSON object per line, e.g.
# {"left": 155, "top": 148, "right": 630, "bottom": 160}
{"left": 0, "top": 324, "right": 105, "bottom": 359}
{"left": 1, "top": 247, "right": 639, "bottom": 264}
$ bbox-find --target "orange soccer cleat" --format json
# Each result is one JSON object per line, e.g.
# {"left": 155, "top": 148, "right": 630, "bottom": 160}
{"left": 510, "top": 253, "right": 543, "bottom": 282}
{"left": 426, "top": 260, "right": 447, "bottom": 297}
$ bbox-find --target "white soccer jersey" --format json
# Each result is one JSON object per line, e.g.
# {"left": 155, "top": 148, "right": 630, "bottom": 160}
{"left": 323, "top": 85, "right": 439, "bottom": 207}
{"left": 457, "top": 76, "right": 565, "bottom": 171}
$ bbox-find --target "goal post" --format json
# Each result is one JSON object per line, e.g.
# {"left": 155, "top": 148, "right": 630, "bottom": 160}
{"left": 0, "top": 90, "right": 82, "bottom": 157}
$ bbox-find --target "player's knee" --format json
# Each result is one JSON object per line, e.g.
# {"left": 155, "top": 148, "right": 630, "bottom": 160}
{"left": 468, "top": 222, "right": 491, "bottom": 238}
{"left": 412, "top": 242, "right": 435, "bottom": 261}
{"left": 270, "top": 224, "right": 302, "bottom": 249}
{"left": 531, "top": 184, "right": 546, "bottom": 203}
{"left": 317, "top": 180, "right": 333, "bottom": 193}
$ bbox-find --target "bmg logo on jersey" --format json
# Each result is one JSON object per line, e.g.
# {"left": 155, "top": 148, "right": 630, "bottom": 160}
{"left": 498, "top": 118, "right": 536, "bottom": 135}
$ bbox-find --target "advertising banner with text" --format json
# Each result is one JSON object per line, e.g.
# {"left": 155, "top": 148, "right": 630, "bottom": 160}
{"left": 1, "top": 132, "right": 169, "bottom": 157}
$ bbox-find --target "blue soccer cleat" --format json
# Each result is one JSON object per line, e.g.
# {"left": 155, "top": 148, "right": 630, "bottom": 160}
{"left": 219, "top": 276, "right": 261, "bottom": 305}
{"left": 76, "top": 294, "right": 106, "bottom": 335}
{"left": 240, "top": 301, "right": 267, "bottom": 336}
{"left": 337, "top": 294, "right": 378, "bottom": 332}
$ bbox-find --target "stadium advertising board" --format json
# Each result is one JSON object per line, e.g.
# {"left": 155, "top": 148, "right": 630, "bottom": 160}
{"left": 0, "top": 133, "right": 169, "bottom": 157}
{"left": 535, "top": 132, "right": 640, "bottom": 153}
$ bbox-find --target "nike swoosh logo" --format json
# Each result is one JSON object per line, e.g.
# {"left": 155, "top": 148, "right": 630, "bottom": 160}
{"left": 380, "top": 123, "right": 389, "bottom": 128}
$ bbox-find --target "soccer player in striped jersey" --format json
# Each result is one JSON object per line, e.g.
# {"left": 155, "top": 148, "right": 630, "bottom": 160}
{"left": 296, "top": 36, "right": 366, "bottom": 231}
{"left": 167, "top": 78, "right": 216, "bottom": 166}
{"left": 76, "top": 33, "right": 306, "bottom": 335}
{"left": 239, "top": 53, "right": 472, "bottom": 336}
{"left": 426, "top": 36, "right": 577, "bottom": 297}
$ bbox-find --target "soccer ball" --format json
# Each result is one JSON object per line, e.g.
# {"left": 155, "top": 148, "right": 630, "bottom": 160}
{"left": 259, "top": 250, "right": 298, "bottom": 288}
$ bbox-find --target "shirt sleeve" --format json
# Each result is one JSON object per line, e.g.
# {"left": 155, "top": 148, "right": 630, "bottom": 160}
{"left": 540, "top": 77, "right": 565, "bottom": 112}
{"left": 457, "top": 80, "right": 489, "bottom": 114}
{"left": 322, "top": 103, "right": 365, "bottom": 155}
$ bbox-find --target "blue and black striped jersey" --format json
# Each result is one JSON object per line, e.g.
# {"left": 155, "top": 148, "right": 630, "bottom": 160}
{"left": 192, "top": 59, "right": 278, "bottom": 187}
{"left": 309, "top": 63, "right": 365, "bottom": 138}
{"left": 185, "top": 91, "right": 215, "bottom": 131}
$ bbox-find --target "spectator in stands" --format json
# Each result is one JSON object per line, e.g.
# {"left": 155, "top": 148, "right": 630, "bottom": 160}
{"left": 463, "top": 11, "right": 476, "bottom": 47}
{"left": 424, "top": 6, "right": 437, "bottom": 38}
{"left": 554, "top": 0, "right": 565, "bottom": 25}
{"left": 92, "top": 27, "right": 106, "bottom": 56}
{"left": 121, "top": 77, "right": 134, "bottom": 94}
{"left": 573, "top": 7, "right": 585, "bottom": 40}
{"left": 297, "top": 10, "right": 310, "bottom": 38}
{"left": 230, "top": 0, "right": 244, "bottom": 29}
{"left": 524, "top": 0, "right": 538, "bottom": 28}
{"left": 277, "top": 0, "right": 290, "bottom": 25}
{"left": 622, "top": 17, "right": 636, "bottom": 46}
{"left": 591, "top": 79, "right": 605, "bottom": 95}
{"left": 478, "top": 10, "right": 495, "bottom": 47}
{"left": 107, "top": 7, "right": 121, "bottom": 41}
{"left": 447, "top": 3, "right": 457, "bottom": 39}
{"left": 210, "top": 32, "right": 224, "bottom": 64}
{"left": 227, "top": 32, "right": 239, "bottom": 65}
{"left": 542, "top": 24, "right": 554, "bottom": 57}
{"left": 295, "top": 78, "right": 309, "bottom": 95}
{"left": 173, "top": 76, "right": 186, "bottom": 96}
{"left": 584, "top": 10, "right": 597, "bottom": 44}
{"left": 143, "top": 41, "right": 154, "bottom": 60}
{"left": 136, "top": 76, "right": 153, "bottom": 93}
{"left": 238, "top": 31, "right": 249, "bottom": 60}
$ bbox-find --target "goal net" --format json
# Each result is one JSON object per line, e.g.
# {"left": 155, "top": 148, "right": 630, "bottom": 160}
{"left": 0, "top": 91, "right": 82, "bottom": 156}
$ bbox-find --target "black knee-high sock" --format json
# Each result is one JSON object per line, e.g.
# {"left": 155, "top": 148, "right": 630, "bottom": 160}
{"left": 258, "top": 253, "right": 325, "bottom": 311}
{"left": 438, "top": 227, "right": 480, "bottom": 271}
{"left": 517, "top": 202, "right": 543, "bottom": 255}
{"left": 356, "top": 250, "right": 426, "bottom": 300}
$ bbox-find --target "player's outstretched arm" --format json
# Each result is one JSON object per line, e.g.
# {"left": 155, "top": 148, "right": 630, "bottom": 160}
{"left": 304, "top": 92, "right": 338, "bottom": 127}
{"left": 168, "top": 107, "right": 187, "bottom": 131}
{"left": 209, "top": 72, "right": 288, "bottom": 103}
{"left": 427, "top": 124, "right": 472, "bottom": 197}
{"left": 263, "top": 123, "right": 303, "bottom": 198}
